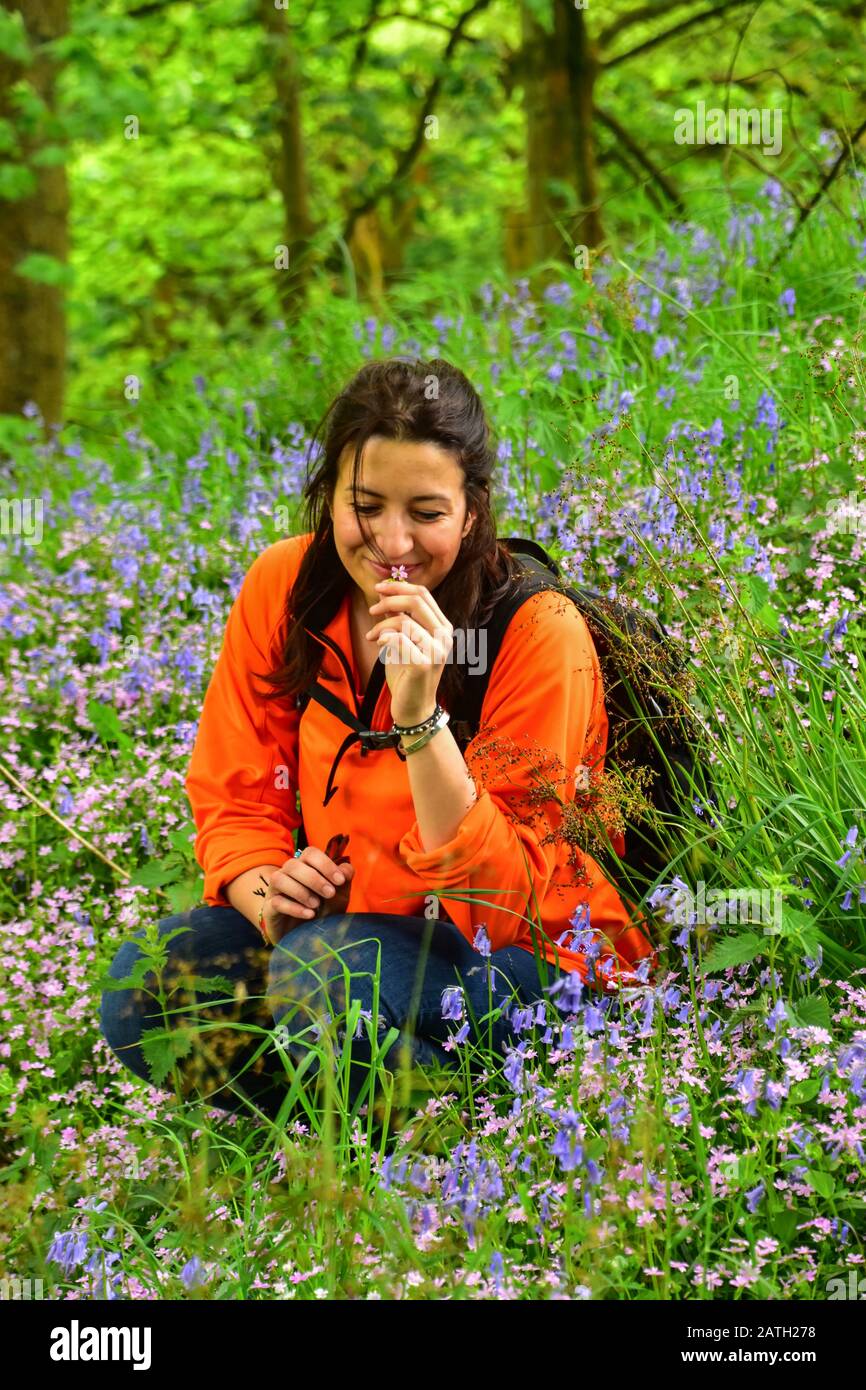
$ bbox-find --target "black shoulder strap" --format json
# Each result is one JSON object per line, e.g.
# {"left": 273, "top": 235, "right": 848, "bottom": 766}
{"left": 452, "top": 537, "right": 568, "bottom": 736}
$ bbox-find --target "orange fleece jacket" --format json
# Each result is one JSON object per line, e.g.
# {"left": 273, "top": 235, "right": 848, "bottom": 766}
{"left": 184, "top": 533, "right": 656, "bottom": 988}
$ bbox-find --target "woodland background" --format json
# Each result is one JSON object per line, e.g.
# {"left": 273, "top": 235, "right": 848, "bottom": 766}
{"left": 1, "top": 0, "right": 865, "bottom": 431}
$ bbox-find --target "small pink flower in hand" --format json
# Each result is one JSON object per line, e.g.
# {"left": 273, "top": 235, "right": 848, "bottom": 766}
{"left": 389, "top": 564, "right": 409, "bottom": 581}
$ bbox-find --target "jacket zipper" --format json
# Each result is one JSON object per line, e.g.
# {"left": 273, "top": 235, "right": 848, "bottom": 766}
{"left": 304, "top": 625, "right": 386, "bottom": 724}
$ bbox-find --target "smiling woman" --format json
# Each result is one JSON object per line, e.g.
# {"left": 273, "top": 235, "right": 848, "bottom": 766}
{"left": 329, "top": 433, "right": 477, "bottom": 705}
{"left": 99, "top": 356, "right": 656, "bottom": 1122}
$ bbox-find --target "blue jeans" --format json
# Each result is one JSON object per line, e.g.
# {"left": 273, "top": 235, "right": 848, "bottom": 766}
{"left": 99, "top": 906, "right": 566, "bottom": 1121}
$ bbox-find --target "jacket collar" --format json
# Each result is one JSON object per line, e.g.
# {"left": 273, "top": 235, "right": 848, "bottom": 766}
{"left": 301, "top": 587, "right": 404, "bottom": 807}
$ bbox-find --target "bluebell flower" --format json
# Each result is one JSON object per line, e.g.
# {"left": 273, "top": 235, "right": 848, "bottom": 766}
{"left": 639, "top": 990, "right": 656, "bottom": 1036}
{"left": 836, "top": 825, "right": 858, "bottom": 868}
{"left": 47, "top": 1229, "right": 90, "bottom": 1276}
{"left": 551, "top": 1128, "right": 584, "bottom": 1172}
{"left": 778, "top": 288, "right": 796, "bottom": 316}
{"left": 570, "top": 902, "right": 591, "bottom": 932}
{"left": 667, "top": 1093, "right": 691, "bottom": 1125}
{"left": 767, "top": 999, "right": 787, "bottom": 1032}
{"left": 583, "top": 1005, "right": 604, "bottom": 1034}
{"left": 440, "top": 986, "right": 465, "bottom": 1022}
{"left": 544, "top": 970, "right": 584, "bottom": 1014}
{"left": 745, "top": 1181, "right": 765, "bottom": 1213}
{"left": 733, "top": 1068, "right": 763, "bottom": 1116}
{"left": 379, "top": 1154, "right": 409, "bottom": 1192}
{"left": 503, "top": 1046, "right": 525, "bottom": 1093}
{"left": 473, "top": 925, "right": 492, "bottom": 958}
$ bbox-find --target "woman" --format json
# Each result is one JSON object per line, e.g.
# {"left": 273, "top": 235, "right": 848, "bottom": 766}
{"left": 100, "top": 357, "right": 656, "bottom": 1122}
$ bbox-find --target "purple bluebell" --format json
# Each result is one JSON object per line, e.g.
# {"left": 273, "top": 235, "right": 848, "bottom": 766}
{"left": 473, "top": 925, "right": 492, "bottom": 958}
{"left": 544, "top": 970, "right": 584, "bottom": 1014}
{"left": 503, "top": 1045, "right": 525, "bottom": 1093}
{"left": 46, "top": 1229, "right": 90, "bottom": 1276}
{"left": 745, "top": 1182, "right": 765, "bottom": 1213}
{"left": 767, "top": 999, "right": 787, "bottom": 1032}
{"left": 180, "top": 1255, "right": 208, "bottom": 1290}
{"left": 778, "top": 288, "right": 796, "bottom": 316}
{"left": 551, "top": 1128, "right": 584, "bottom": 1172}
{"left": 583, "top": 1005, "right": 604, "bottom": 1034}
{"left": 440, "top": 986, "right": 465, "bottom": 1022}
{"left": 733, "top": 1068, "right": 763, "bottom": 1116}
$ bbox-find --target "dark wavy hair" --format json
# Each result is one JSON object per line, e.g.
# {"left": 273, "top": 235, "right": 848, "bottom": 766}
{"left": 254, "top": 356, "right": 524, "bottom": 715}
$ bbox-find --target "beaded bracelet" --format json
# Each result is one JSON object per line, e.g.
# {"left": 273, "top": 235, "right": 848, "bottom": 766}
{"left": 400, "top": 707, "right": 450, "bottom": 755}
{"left": 390, "top": 703, "right": 443, "bottom": 737}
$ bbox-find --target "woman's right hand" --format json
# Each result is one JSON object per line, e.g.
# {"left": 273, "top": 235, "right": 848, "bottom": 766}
{"left": 261, "top": 841, "right": 354, "bottom": 945}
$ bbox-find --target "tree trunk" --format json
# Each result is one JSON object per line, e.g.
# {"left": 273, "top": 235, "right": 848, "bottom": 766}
{"left": 520, "top": 0, "right": 601, "bottom": 271}
{"left": 345, "top": 159, "right": 428, "bottom": 305}
{"left": 0, "top": 0, "right": 69, "bottom": 429}
{"left": 562, "top": 1, "right": 602, "bottom": 250}
{"left": 258, "top": 0, "right": 314, "bottom": 320}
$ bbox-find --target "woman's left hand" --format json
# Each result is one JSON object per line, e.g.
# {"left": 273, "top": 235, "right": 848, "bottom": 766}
{"left": 365, "top": 578, "right": 454, "bottom": 725}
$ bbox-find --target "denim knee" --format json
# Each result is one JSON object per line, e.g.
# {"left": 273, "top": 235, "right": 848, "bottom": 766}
{"left": 99, "top": 936, "right": 153, "bottom": 1083}
{"left": 269, "top": 921, "right": 376, "bottom": 1025}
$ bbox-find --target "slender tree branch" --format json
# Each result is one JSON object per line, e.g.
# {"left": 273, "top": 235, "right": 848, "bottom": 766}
{"left": 708, "top": 64, "right": 854, "bottom": 198}
{"left": 599, "top": 142, "right": 668, "bottom": 215}
{"left": 340, "top": 0, "right": 493, "bottom": 246}
{"left": 773, "top": 112, "right": 866, "bottom": 264}
{"left": 349, "top": 0, "right": 385, "bottom": 81}
{"left": 605, "top": 0, "right": 759, "bottom": 69}
{"left": 594, "top": 106, "right": 685, "bottom": 211}
{"left": 126, "top": 0, "right": 191, "bottom": 17}
{"left": 725, "top": 143, "right": 808, "bottom": 210}
{"left": 598, "top": 0, "right": 698, "bottom": 50}
{"left": 332, "top": 7, "right": 482, "bottom": 45}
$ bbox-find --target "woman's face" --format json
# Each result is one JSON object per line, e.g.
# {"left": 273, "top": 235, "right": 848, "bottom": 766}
{"left": 329, "top": 435, "right": 476, "bottom": 610}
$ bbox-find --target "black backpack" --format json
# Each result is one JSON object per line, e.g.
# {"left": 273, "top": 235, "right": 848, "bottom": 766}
{"left": 295, "top": 537, "right": 713, "bottom": 894}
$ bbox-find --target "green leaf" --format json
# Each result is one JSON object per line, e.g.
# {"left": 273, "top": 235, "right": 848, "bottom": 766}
{"left": 14, "top": 252, "right": 75, "bottom": 288}
{"left": 0, "top": 10, "right": 30, "bottom": 63}
{"left": 96, "top": 957, "right": 156, "bottom": 992}
{"left": 164, "top": 876, "right": 204, "bottom": 915}
{"left": 789, "top": 1076, "right": 822, "bottom": 1103}
{"left": 741, "top": 574, "right": 770, "bottom": 614}
{"left": 86, "top": 698, "right": 134, "bottom": 752}
{"left": 804, "top": 1169, "right": 836, "bottom": 1199}
{"left": 0, "top": 164, "right": 37, "bottom": 200}
{"left": 168, "top": 974, "right": 235, "bottom": 998}
{"left": 788, "top": 995, "right": 831, "bottom": 1030}
{"left": 824, "top": 458, "right": 855, "bottom": 487}
{"left": 702, "top": 932, "right": 764, "bottom": 972}
{"left": 168, "top": 826, "right": 196, "bottom": 859}
{"left": 0, "top": 117, "right": 18, "bottom": 156}
{"left": 31, "top": 144, "right": 68, "bottom": 168}
{"left": 755, "top": 601, "right": 780, "bottom": 634}
{"left": 769, "top": 1207, "right": 798, "bottom": 1242}
{"left": 140, "top": 1027, "right": 195, "bottom": 1088}
{"left": 522, "top": 0, "right": 556, "bottom": 35}
{"left": 129, "top": 857, "right": 185, "bottom": 889}
{"left": 779, "top": 907, "right": 822, "bottom": 956}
